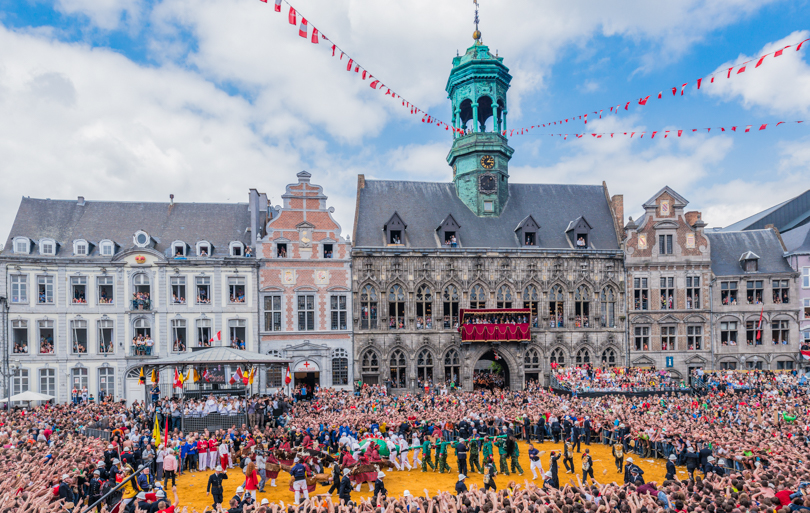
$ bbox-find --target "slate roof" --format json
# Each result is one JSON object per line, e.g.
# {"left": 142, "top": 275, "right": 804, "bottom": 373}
{"left": 2, "top": 197, "right": 251, "bottom": 259}
{"left": 705, "top": 229, "right": 793, "bottom": 276}
{"left": 354, "top": 180, "right": 619, "bottom": 250}
{"left": 782, "top": 222, "right": 810, "bottom": 254}
{"left": 721, "top": 189, "right": 810, "bottom": 233}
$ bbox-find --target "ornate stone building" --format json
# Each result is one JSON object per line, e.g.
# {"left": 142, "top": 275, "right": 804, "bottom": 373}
{"left": 350, "top": 33, "right": 626, "bottom": 392}
{"left": 256, "top": 172, "right": 353, "bottom": 391}
{"left": 624, "top": 187, "right": 713, "bottom": 379}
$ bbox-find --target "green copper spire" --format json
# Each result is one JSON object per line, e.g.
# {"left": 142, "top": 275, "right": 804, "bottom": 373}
{"left": 445, "top": 33, "right": 513, "bottom": 217}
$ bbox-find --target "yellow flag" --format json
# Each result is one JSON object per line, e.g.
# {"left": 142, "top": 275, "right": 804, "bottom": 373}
{"left": 248, "top": 367, "right": 256, "bottom": 385}
{"left": 150, "top": 369, "right": 157, "bottom": 384}
{"left": 152, "top": 414, "right": 161, "bottom": 446}
{"left": 185, "top": 368, "right": 195, "bottom": 383}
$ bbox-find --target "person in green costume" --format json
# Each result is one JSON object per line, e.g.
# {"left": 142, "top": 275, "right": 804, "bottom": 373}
{"left": 435, "top": 440, "right": 452, "bottom": 473}
{"left": 495, "top": 437, "right": 510, "bottom": 476}
{"left": 507, "top": 434, "right": 524, "bottom": 475}
{"left": 482, "top": 437, "right": 493, "bottom": 474}
{"left": 468, "top": 435, "right": 482, "bottom": 474}
{"left": 421, "top": 437, "right": 435, "bottom": 472}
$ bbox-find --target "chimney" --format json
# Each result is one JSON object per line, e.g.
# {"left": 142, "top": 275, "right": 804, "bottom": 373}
{"left": 77, "top": 196, "right": 85, "bottom": 206}
{"left": 611, "top": 195, "right": 624, "bottom": 228}
{"left": 685, "top": 211, "right": 701, "bottom": 227}
{"left": 170, "top": 194, "right": 175, "bottom": 205}
{"left": 765, "top": 223, "right": 787, "bottom": 251}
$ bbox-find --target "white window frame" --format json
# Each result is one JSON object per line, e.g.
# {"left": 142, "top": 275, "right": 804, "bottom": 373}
{"left": 99, "top": 240, "right": 115, "bottom": 257}
{"left": 171, "top": 318, "right": 187, "bottom": 352}
{"left": 39, "top": 238, "right": 56, "bottom": 256}
{"left": 330, "top": 295, "right": 348, "bottom": 331}
{"left": 70, "top": 319, "right": 88, "bottom": 354}
{"left": 70, "top": 367, "right": 88, "bottom": 390}
{"left": 98, "top": 319, "right": 114, "bottom": 354}
{"left": 297, "top": 295, "right": 316, "bottom": 331}
{"left": 98, "top": 367, "right": 114, "bottom": 398}
{"left": 39, "top": 368, "right": 56, "bottom": 397}
{"left": 73, "top": 240, "right": 88, "bottom": 256}
{"left": 98, "top": 276, "right": 114, "bottom": 304}
{"left": 37, "top": 275, "right": 55, "bottom": 304}
{"left": 264, "top": 295, "right": 282, "bottom": 332}
{"left": 172, "top": 241, "right": 187, "bottom": 258}
{"left": 70, "top": 276, "right": 88, "bottom": 304}
{"left": 228, "top": 277, "right": 246, "bottom": 304}
{"left": 196, "top": 241, "right": 212, "bottom": 257}
{"left": 10, "top": 275, "right": 27, "bottom": 304}
{"left": 13, "top": 237, "right": 30, "bottom": 254}
{"left": 12, "top": 369, "right": 29, "bottom": 396}
{"left": 133, "top": 231, "right": 150, "bottom": 248}
{"left": 803, "top": 267, "right": 810, "bottom": 289}
{"left": 12, "top": 320, "right": 28, "bottom": 354}
{"left": 483, "top": 200, "right": 494, "bottom": 213}
{"left": 229, "top": 241, "right": 244, "bottom": 257}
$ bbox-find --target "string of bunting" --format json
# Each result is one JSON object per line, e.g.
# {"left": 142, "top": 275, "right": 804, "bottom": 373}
{"left": 505, "top": 36, "right": 810, "bottom": 136}
{"left": 514, "top": 120, "right": 805, "bottom": 141}
{"left": 257, "top": 0, "right": 459, "bottom": 133}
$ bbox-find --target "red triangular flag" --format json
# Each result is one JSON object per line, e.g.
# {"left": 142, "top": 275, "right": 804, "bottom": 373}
{"left": 797, "top": 39, "right": 809, "bottom": 51}
{"left": 624, "top": 102, "right": 630, "bottom": 110}
{"left": 346, "top": 59, "right": 353, "bottom": 71}
{"left": 774, "top": 46, "right": 788, "bottom": 57}
{"left": 744, "top": 125, "right": 752, "bottom": 132}
{"left": 681, "top": 83, "right": 688, "bottom": 95}
{"left": 299, "top": 18, "right": 307, "bottom": 38}
{"left": 639, "top": 95, "right": 650, "bottom": 106}
{"left": 274, "top": 0, "right": 282, "bottom": 11}
{"left": 697, "top": 78, "right": 702, "bottom": 89}
{"left": 331, "top": 45, "right": 336, "bottom": 57}
{"left": 776, "top": 121, "right": 785, "bottom": 126}
{"left": 759, "top": 124, "right": 767, "bottom": 130}
{"left": 671, "top": 87, "right": 677, "bottom": 96}
{"left": 677, "top": 130, "right": 683, "bottom": 137}
{"left": 651, "top": 131, "right": 657, "bottom": 138}
{"left": 288, "top": 7, "right": 296, "bottom": 25}
{"left": 369, "top": 79, "right": 378, "bottom": 89}
{"left": 737, "top": 65, "right": 746, "bottom": 74}
{"left": 755, "top": 56, "right": 766, "bottom": 68}
{"left": 311, "top": 28, "right": 319, "bottom": 44}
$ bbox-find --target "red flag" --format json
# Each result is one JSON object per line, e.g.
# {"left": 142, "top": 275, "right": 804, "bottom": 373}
{"left": 711, "top": 77, "right": 715, "bottom": 83}
{"left": 242, "top": 368, "right": 249, "bottom": 385}
{"left": 274, "top": 0, "right": 282, "bottom": 11}
{"left": 731, "top": 126, "right": 737, "bottom": 132}
{"left": 259, "top": 0, "right": 266, "bottom": 3}
{"left": 361, "top": 70, "right": 367, "bottom": 79}
{"left": 299, "top": 18, "right": 307, "bottom": 38}
{"left": 664, "top": 131, "right": 670, "bottom": 138}
{"left": 288, "top": 6, "right": 296, "bottom": 25}
{"left": 311, "top": 28, "right": 319, "bottom": 44}
{"left": 776, "top": 121, "right": 785, "bottom": 126}
{"left": 331, "top": 44, "right": 336, "bottom": 57}
{"left": 285, "top": 365, "right": 292, "bottom": 384}
{"left": 639, "top": 95, "right": 650, "bottom": 106}
{"left": 369, "top": 79, "right": 378, "bottom": 89}
{"left": 216, "top": 330, "right": 221, "bottom": 341}
{"left": 774, "top": 46, "right": 788, "bottom": 57}
{"left": 202, "top": 368, "right": 210, "bottom": 382}
{"left": 677, "top": 130, "right": 683, "bottom": 137}
{"left": 798, "top": 39, "right": 809, "bottom": 51}
{"left": 624, "top": 102, "right": 630, "bottom": 110}
{"left": 755, "top": 56, "right": 766, "bottom": 68}
{"left": 745, "top": 125, "right": 752, "bottom": 132}
{"left": 759, "top": 124, "right": 767, "bottom": 130}
{"left": 756, "top": 306, "right": 764, "bottom": 340}
{"left": 671, "top": 87, "right": 677, "bottom": 96}
{"left": 697, "top": 78, "right": 702, "bottom": 89}
{"left": 727, "top": 67, "right": 733, "bottom": 78}
{"left": 173, "top": 368, "right": 183, "bottom": 388}
{"left": 229, "top": 371, "right": 237, "bottom": 385}
{"left": 737, "top": 65, "right": 746, "bottom": 74}
{"left": 658, "top": 91, "right": 663, "bottom": 99}
{"left": 346, "top": 58, "right": 353, "bottom": 71}
{"left": 681, "top": 83, "right": 688, "bottom": 95}
{"left": 651, "top": 131, "right": 658, "bottom": 138}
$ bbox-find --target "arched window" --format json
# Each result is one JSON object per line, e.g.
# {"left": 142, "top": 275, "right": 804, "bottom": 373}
{"left": 600, "top": 287, "right": 616, "bottom": 328}
{"left": 601, "top": 348, "right": 618, "bottom": 367}
{"left": 523, "top": 285, "right": 539, "bottom": 323}
{"left": 470, "top": 284, "right": 486, "bottom": 309}
{"left": 574, "top": 285, "right": 590, "bottom": 328}
{"left": 525, "top": 348, "right": 541, "bottom": 370}
{"left": 443, "top": 285, "right": 459, "bottom": 328}
{"left": 416, "top": 285, "right": 433, "bottom": 330}
{"left": 575, "top": 348, "right": 591, "bottom": 366}
{"left": 360, "top": 285, "right": 378, "bottom": 329}
{"left": 550, "top": 348, "right": 565, "bottom": 367}
{"left": 417, "top": 349, "right": 434, "bottom": 382}
{"left": 496, "top": 285, "right": 513, "bottom": 309}
{"left": 388, "top": 285, "right": 406, "bottom": 329}
{"left": 132, "top": 318, "right": 152, "bottom": 356}
{"left": 389, "top": 349, "right": 407, "bottom": 388}
{"left": 132, "top": 274, "right": 151, "bottom": 310}
{"left": 361, "top": 350, "right": 379, "bottom": 375}
{"left": 444, "top": 349, "right": 461, "bottom": 385}
{"left": 549, "top": 285, "right": 565, "bottom": 328}
{"left": 331, "top": 348, "right": 349, "bottom": 386}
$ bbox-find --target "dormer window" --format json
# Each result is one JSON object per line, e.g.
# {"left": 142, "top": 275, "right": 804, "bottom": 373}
{"left": 740, "top": 251, "right": 759, "bottom": 272}
{"left": 229, "top": 241, "right": 244, "bottom": 257}
{"left": 74, "top": 240, "right": 89, "bottom": 256}
{"left": 277, "top": 243, "right": 288, "bottom": 258}
{"left": 566, "top": 216, "right": 592, "bottom": 249}
{"left": 576, "top": 234, "right": 588, "bottom": 247}
{"left": 99, "top": 240, "right": 115, "bottom": 257}
{"left": 13, "top": 237, "right": 30, "bottom": 254}
{"left": 172, "top": 242, "right": 187, "bottom": 259}
{"left": 384, "top": 212, "right": 406, "bottom": 246}
{"left": 39, "top": 239, "right": 56, "bottom": 256}
{"left": 515, "top": 215, "right": 540, "bottom": 247}
{"left": 196, "top": 241, "right": 211, "bottom": 257}
{"left": 134, "top": 231, "right": 150, "bottom": 248}
{"left": 437, "top": 214, "right": 461, "bottom": 248}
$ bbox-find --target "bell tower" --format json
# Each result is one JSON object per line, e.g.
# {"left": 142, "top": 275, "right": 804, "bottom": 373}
{"left": 446, "top": 2, "right": 513, "bottom": 217}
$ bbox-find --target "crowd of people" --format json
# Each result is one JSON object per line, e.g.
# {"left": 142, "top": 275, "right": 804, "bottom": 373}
{"left": 552, "top": 366, "right": 690, "bottom": 393}
{"left": 463, "top": 313, "right": 532, "bottom": 325}
{"left": 132, "top": 334, "right": 155, "bottom": 356}
{"left": 131, "top": 292, "right": 151, "bottom": 310}
{"left": 4, "top": 365, "right": 809, "bottom": 513}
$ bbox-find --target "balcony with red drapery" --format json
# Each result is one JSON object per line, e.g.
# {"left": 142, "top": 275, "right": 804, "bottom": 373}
{"left": 458, "top": 309, "right": 532, "bottom": 343}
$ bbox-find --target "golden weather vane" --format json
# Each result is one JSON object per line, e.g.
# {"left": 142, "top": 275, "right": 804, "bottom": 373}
{"left": 473, "top": 0, "right": 482, "bottom": 42}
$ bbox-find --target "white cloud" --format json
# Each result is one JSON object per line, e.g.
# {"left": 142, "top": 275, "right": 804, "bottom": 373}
{"left": 703, "top": 30, "right": 810, "bottom": 115}
{"left": 55, "top": 0, "right": 145, "bottom": 31}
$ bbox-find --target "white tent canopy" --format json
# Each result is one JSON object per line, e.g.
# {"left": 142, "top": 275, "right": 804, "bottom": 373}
{"left": 0, "top": 391, "right": 55, "bottom": 403}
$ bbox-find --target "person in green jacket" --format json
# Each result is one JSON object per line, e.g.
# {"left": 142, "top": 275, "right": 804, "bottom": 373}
{"left": 507, "top": 435, "right": 524, "bottom": 475}
{"left": 482, "top": 437, "right": 493, "bottom": 473}
{"left": 421, "top": 437, "right": 435, "bottom": 472}
{"left": 435, "top": 440, "right": 452, "bottom": 473}
{"left": 468, "top": 436, "right": 482, "bottom": 474}
{"left": 495, "top": 438, "right": 510, "bottom": 476}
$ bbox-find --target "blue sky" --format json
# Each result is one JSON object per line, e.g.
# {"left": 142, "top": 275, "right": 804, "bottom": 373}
{"left": 0, "top": 0, "right": 809, "bottom": 239}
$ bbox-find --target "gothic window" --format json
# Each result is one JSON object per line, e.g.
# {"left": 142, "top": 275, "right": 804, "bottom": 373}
{"left": 574, "top": 286, "right": 590, "bottom": 328}
{"left": 601, "top": 348, "right": 617, "bottom": 367}
{"left": 575, "top": 348, "right": 591, "bottom": 366}
{"left": 388, "top": 285, "right": 406, "bottom": 329}
{"left": 496, "top": 285, "right": 513, "bottom": 309}
{"left": 525, "top": 348, "right": 541, "bottom": 371}
{"left": 470, "top": 284, "right": 486, "bottom": 309}
{"left": 360, "top": 285, "right": 378, "bottom": 329}
{"left": 416, "top": 285, "right": 433, "bottom": 329}
{"left": 417, "top": 349, "right": 434, "bottom": 382}
{"left": 443, "top": 285, "right": 460, "bottom": 328}
{"left": 549, "top": 285, "right": 565, "bottom": 328}
{"left": 389, "top": 349, "right": 407, "bottom": 388}
{"left": 444, "top": 349, "right": 460, "bottom": 384}
{"left": 523, "top": 285, "right": 539, "bottom": 323}
{"left": 550, "top": 348, "right": 565, "bottom": 367}
{"left": 361, "top": 350, "right": 379, "bottom": 375}
{"left": 600, "top": 286, "right": 616, "bottom": 328}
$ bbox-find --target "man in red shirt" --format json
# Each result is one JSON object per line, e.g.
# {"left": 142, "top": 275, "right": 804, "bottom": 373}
{"left": 774, "top": 484, "right": 794, "bottom": 507}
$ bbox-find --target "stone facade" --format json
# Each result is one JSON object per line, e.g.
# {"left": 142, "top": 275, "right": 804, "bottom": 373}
{"left": 256, "top": 172, "right": 353, "bottom": 391}
{"left": 350, "top": 250, "right": 627, "bottom": 391}
{"left": 624, "top": 187, "right": 712, "bottom": 379}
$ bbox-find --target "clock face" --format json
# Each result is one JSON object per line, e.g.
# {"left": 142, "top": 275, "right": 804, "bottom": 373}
{"left": 479, "top": 173, "right": 497, "bottom": 193}
{"left": 480, "top": 155, "right": 495, "bottom": 169}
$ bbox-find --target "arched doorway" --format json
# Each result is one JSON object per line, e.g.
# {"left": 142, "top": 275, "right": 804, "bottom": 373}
{"left": 473, "top": 349, "right": 510, "bottom": 390}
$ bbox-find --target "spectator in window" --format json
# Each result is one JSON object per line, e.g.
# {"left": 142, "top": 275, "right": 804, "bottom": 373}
{"left": 577, "top": 237, "right": 586, "bottom": 247}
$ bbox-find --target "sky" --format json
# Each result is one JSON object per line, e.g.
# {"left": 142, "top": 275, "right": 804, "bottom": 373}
{"left": 1, "top": 0, "right": 809, "bottom": 242}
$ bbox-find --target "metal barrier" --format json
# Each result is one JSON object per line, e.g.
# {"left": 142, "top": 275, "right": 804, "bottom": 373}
{"left": 85, "top": 428, "right": 111, "bottom": 441}
{"left": 182, "top": 413, "right": 248, "bottom": 433}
